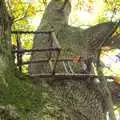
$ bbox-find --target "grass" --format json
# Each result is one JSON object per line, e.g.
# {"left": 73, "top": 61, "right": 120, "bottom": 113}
{"left": 0, "top": 68, "right": 63, "bottom": 120}
{"left": 0, "top": 71, "right": 46, "bottom": 119}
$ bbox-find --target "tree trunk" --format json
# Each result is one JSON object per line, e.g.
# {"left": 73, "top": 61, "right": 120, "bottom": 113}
{"left": 29, "top": 0, "right": 118, "bottom": 119}
{"left": 0, "top": 1, "right": 43, "bottom": 119}
{"left": 0, "top": 1, "right": 21, "bottom": 119}
{"left": 0, "top": 0, "right": 13, "bottom": 79}
{"left": 1, "top": 0, "right": 119, "bottom": 119}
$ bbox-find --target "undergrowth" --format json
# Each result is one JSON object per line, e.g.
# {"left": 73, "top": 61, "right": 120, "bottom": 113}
{"left": 0, "top": 70, "right": 52, "bottom": 119}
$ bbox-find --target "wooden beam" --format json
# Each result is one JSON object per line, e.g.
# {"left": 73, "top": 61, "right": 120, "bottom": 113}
{"left": 11, "top": 30, "right": 53, "bottom": 34}
{"left": 30, "top": 73, "right": 52, "bottom": 77}
{"left": 29, "top": 73, "right": 113, "bottom": 79}
{"left": 55, "top": 73, "right": 113, "bottom": 79}
{"left": 67, "top": 61, "right": 74, "bottom": 73}
{"left": 17, "top": 57, "right": 93, "bottom": 66}
{"left": 49, "top": 60, "right": 54, "bottom": 72}
{"left": 51, "top": 32, "right": 61, "bottom": 50}
{"left": 18, "top": 59, "right": 49, "bottom": 66}
{"left": 51, "top": 50, "right": 61, "bottom": 75}
{"left": 48, "top": 33, "right": 53, "bottom": 60}
{"left": 16, "top": 34, "right": 22, "bottom": 72}
{"left": 13, "top": 47, "right": 60, "bottom": 53}
{"left": 62, "top": 61, "right": 69, "bottom": 73}
{"left": 17, "top": 58, "right": 72, "bottom": 66}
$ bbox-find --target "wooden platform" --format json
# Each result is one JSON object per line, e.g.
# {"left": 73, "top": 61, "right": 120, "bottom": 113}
{"left": 11, "top": 30, "right": 114, "bottom": 80}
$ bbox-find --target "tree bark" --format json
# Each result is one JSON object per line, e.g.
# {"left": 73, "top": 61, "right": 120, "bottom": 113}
{"left": 1, "top": 0, "right": 119, "bottom": 119}
{"left": 29, "top": 0, "right": 119, "bottom": 119}
{"left": 0, "top": 0, "right": 13, "bottom": 75}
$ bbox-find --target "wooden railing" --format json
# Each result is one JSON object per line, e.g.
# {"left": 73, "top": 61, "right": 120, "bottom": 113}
{"left": 12, "top": 31, "right": 61, "bottom": 74}
{"left": 11, "top": 30, "right": 114, "bottom": 80}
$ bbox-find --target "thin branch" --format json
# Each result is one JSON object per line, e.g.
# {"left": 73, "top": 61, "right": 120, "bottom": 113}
{"left": 14, "top": 2, "right": 31, "bottom": 22}
{"left": 6, "top": 0, "right": 14, "bottom": 18}
{"left": 114, "top": 104, "right": 120, "bottom": 111}
{"left": 14, "top": 15, "right": 26, "bottom": 22}
{"left": 110, "top": 0, "right": 117, "bottom": 21}
{"left": 99, "top": 20, "right": 120, "bottom": 50}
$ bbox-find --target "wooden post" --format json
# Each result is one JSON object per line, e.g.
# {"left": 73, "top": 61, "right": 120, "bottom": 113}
{"left": 50, "top": 32, "right": 61, "bottom": 75}
{"left": 48, "top": 32, "right": 53, "bottom": 72}
{"left": 51, "top": 32, "right": 61, "bottom": 50}
{"left": 67, "top": 61, "right": 74, "bottom": 73}
{"left": 62, "top": 61, "right": 69, "bottom": 73}
{"left": 16, "top": 34, "right": 22, "bottom": 72}
{"left": 48, "top": 33, "right": 53, "bottom": 60}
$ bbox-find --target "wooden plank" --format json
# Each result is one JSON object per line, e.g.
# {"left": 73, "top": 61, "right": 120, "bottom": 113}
{"left": 18, "top": 58, "right": 75, "bottom": 66}
{"left": 62, "top": 61, "right": 69, "bottom": 73}
{"left": 30, "top": 73, "right": 52, "bottom": 77}
{"left": 16, "top": 34, "right": 22, "bottom": 72}
{"left": 17, "top": 58, "right": 73, "bottom": 66}
{"left": 52, "top": 50, "right": 61, "bottom": 75}
{"left": 49, "top": 60, "right": 53, "bottom": 72}
{"left": 67, "top": 61, "right": 74, "bottom": 73}
{"left": 11, "top": 30, "right": 53, "bottom": 34}
{"left": 17, "top": 57, "right": 94, "bottom": 66}
{"left": 51, "top": 32, "right": 61, "bottom": 49}
{"left": 13, "top": 47, "right": 60, "bottom": 53}
{"left": 54, "top": 73, "right": 113, "bottom": 79}
{"left": 48, "top": 33, "right": 53, "bottom": 60}
{"left": 18, "top": 59, "right": 49, "bottom": 66}
{"left": 29, "top": 73, "right": 113, "bottom": 79}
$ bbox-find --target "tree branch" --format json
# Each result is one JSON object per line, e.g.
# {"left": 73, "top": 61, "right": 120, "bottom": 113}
{"left": 6, "top": 0, "right": 13, "bottom": 18}
{"left": 99, "top": 20, "right": 120, "bottom": 49}
{"left": 14, "top": 2, "right": 31, "bottom": 22}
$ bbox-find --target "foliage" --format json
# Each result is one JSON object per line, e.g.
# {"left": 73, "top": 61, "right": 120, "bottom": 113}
{"left": 5, "top": 0, "right": 50, "bottom": 31}
{"left": 69, "top": 0, "right": 120, "bottom": 27}
{"left": 100, "top": 48, "right": 120, "bottom": 84}
{"left": 3, "top": 0, "right": 120, "bottom": 118}
{"left": 0, "top": 70, "right": 51, "bottom": 119}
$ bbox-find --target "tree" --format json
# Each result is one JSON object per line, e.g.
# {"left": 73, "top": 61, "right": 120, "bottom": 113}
{"left": 0, "top": 1, "right": 47, "bottom": 119}
{"left": 30, "top": 0, "right": 120, "bottom": 120}
{"left": 0, "top": 0, "right": 13, "bottom": 78}
{"left": 0, "top": 0, "right": 120, "bottom": 119}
